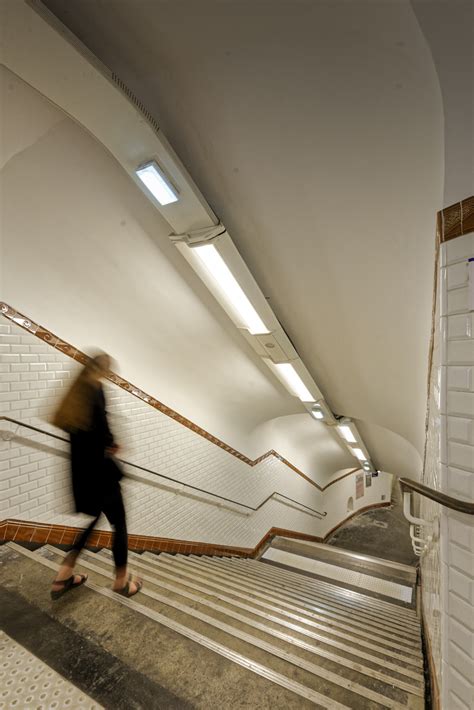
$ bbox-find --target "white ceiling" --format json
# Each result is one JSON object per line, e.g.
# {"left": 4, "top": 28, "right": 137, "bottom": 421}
{"left": 38, "top": 0, "right": 451, "bottom": 477}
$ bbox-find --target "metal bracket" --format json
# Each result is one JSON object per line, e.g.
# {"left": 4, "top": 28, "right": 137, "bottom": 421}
{"left": 170, "top": 224, "right": 227, "bottom": 247}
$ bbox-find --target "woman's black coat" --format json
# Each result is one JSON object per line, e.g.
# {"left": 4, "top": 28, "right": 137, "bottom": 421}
{"left": 69, "top": 384, "right": 118, "bottom": 516}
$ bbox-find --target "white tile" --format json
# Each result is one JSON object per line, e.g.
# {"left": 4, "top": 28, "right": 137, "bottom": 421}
{"left": 447, "top": 367, "right": 472, "bottom": 391}
{"left": 448, "top": 340, "right": 474, "bottom": 365}
{"left": 448, "top": 314, "right": 474, "bottom": 340}
{"left": 448, "top": 442, "right": 474, "bottom": 471}
{"left": 447, "top": 391, "right": 474, "bottom": 417}
{"left": 447, "top": 286, "right": 470, "bottom": 315}
{"left": 447, "top": 417, "right": 474, "bottom": 444}
{"left": 446, "top": 466, "right": 474, "bottom": 500}
{"left": 447, "top": 262, "right": 469, "bottom": 290}
{"left": 446, "top": 233, "right": 474, "bottom": 265}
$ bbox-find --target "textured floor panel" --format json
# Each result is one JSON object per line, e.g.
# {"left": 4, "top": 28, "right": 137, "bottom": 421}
{"left": 0, "top": 631, "right": 102, "bottom": 710}
{"left": 262, "top": 549, "right": 413, "bottom": 603}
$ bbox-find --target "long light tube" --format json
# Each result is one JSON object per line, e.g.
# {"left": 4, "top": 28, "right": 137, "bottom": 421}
{"left": 193, "top": 244, "right": 269, "bottom": 335}
{"left": 338, "top": 424, "right": 357, "bottom": 443}
{"left": 274, "top": 363, "right": 315, "bottom": 402}
{"left": 351, "top": 447, "right": 367, "bottom": 461}
{"left": 136, "top": 161, "right": 178, "bottom": 205}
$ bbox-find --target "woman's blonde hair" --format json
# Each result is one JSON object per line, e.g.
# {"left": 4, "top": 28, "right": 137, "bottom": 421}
{"left": 52, "top": 353, "right": 111, "bottom": 433}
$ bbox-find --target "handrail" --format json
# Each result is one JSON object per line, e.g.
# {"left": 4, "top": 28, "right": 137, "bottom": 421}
{"left": 0, "top": 416, "right": 327, "bottom": 518}
{"left": 399, "top": 477, "right": 474, "bottom": 516}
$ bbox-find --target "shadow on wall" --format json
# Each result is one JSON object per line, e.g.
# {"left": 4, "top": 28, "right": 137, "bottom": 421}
{"left": 327, "top": 480, "right": 418, "bottom": 566}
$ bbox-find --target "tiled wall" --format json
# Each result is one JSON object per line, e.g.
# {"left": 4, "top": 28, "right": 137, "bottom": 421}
{"left": 0, "top": 314, "right": 392, "bottom": 549}
{"left": 439, "top": 231, "right": 474, "bottom": 710}
{"left": 422, "top": 227, "right": 474, "bottom": 708}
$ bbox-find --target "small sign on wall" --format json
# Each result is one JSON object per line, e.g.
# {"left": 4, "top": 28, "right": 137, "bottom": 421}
{"left": 468, "top": 258, "right": 474, "bottom": 311}
{"left": 355, "top": 473, "right": 364, "bottom": 499}
{"left": 365, "top": 473, "right": 372, "bottom": 487}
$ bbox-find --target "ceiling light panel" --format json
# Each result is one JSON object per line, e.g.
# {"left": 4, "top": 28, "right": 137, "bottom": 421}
{"left": 338, "top": 424, "right": 357, "bottom": 443}
{"left": 193, "top": 244, "right": 269, "bottom": 335}
{"left": 351, "top": 447, "right": 368, "bottom": 461}
{"left": 274, "top": 363, "right": 316, "bottom": 402}
{"left": 136, "top": 161, "right": 178, "bottom": 205}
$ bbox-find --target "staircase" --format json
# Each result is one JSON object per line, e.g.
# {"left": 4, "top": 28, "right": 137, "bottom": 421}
{"left": 0, "top": 541, "right": 425, "bottom": 709}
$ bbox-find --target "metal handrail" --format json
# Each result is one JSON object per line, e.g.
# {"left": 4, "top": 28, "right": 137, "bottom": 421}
{"left": 399, "top": 477, "right": 474, "bottom": 516}
{"left": 0, "top": 416, "right": 327, "bottom": 518}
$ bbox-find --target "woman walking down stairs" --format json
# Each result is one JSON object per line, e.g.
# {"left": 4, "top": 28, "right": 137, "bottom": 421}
{"left": 0, "top": 540, "right": 424, "bottom": 709}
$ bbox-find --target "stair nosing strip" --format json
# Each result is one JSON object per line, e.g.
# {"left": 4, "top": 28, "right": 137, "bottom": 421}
{"left": 38, "top": 546, "right": 412, "bottom": 708}
{"left": 174, "top": 554, "right": 421, "bottom": 645}
{"left": 144, "top": 553, "right": 423, "bottom": 656}
{"left": 135, "top": 551, "right": 423, "bottom": 667}
{"left": 92, "top": 549, "right": 423, "bottom": 685}
{"left": 226, "top": 556, "right": 418, "bottom": 625}
{"left": 5, "top": 543, "right": 347, "bottom": 710}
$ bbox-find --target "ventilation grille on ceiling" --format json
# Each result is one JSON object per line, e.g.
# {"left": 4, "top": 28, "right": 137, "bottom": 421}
{"left": 111, "top": 72, "right": 161, "bottom": 135}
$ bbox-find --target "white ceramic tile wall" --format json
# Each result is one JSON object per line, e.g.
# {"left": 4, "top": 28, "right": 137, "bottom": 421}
{"left": 0, "top": 317, "right": 392, "bottom": 547}
{"left": 432, "top": 232, "right": 474, "bottom": 709}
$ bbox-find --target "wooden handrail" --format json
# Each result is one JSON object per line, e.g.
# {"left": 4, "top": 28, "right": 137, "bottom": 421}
{"left": 399, "top": 478, "right": 474, "bottom": 515}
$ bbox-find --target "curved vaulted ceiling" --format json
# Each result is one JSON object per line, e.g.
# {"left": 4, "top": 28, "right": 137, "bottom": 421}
{"left": 38, "top": 0, "right": 446, "bottom": 477}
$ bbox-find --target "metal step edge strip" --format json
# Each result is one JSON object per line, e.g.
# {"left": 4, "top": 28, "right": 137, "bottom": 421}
{"left": 238, "top": 557, "right": 419, "bottom": 620}
{"left": 142, "top": 553, "right": 423, "bottom": 656}
{"left": 91, "top": 549, "right": 423, "bottom": 686}
{"left": 272, "top": 539, "right": 418, "bottom": 577}
{"left": 5, "top": 544, "right": 346, "bottom": 710}
{"left": 170, "top": 555, "right": 421, "bottom": 645}
{"left": 189, "top": 555, "right": 420, "bottom": 637}
{"left": 37, "top": 547, "right": 410, "bottom": 709}
{"left": 130, "top": 550, "right": 423, "bottom": 668}
{"left": 221, "top": 556, "right": 418, "bottom": 626}
{"left": 227, "top": 559, "right": 419, "bottom": 631}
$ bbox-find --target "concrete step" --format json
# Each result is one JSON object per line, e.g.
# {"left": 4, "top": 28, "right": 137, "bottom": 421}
{"left": 261, "top": 548, "right": 415, "bottom": 606}
{"left": 234, "top": 557, "right": 419, "bottom": 621}
{"left": 94, "top": 549, "right": 424, "bottom": 688}
{"left": 130, "top": 550, "right": 423, "bottom": 670}
{"left": 37, "top": 545, "right": 412, "bottom": 710}
{"left": 0, "top": 543, "right": 342, "bottom": 710}
{"left": 43, "top": 545, "right": 423, "bottom": 709}
{"left": 268, "top": 537, "right": 417, "bottom": 586}
{"left": 141, "top": 552, "right": 423, "bottom": 661}
{"left": 204, "top": 555, "right": 419, "bottom": 628}
{"left": 158, "top": 553, "right": 422, "bottom": 651}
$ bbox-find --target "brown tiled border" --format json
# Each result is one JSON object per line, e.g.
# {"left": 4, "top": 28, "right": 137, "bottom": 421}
{"left": 438, "top": 195, "right": 474, "bottom": 242}
{"left": 0, "top": 504, "right": 390, "bottom": 559}
{"left": 0, "top": 302, "right": 358, "bottom": 492}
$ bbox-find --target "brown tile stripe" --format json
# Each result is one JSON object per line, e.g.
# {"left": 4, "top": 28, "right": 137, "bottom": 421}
{"left": 0, "top": 504, "right": 390, "bottom": 560}
{"left": 439, "top": 195, "right": 474, "bottom": 242}
{"left": 0, "top": 302, "right": 358, "bottom": 492}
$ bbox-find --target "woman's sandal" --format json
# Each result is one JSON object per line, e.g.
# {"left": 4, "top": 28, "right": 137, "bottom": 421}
{"left": 114, "top": 574, "right": 143, "bottom": 598}
{"left": 50, "top": 574, "right": 88, "bottom": 600}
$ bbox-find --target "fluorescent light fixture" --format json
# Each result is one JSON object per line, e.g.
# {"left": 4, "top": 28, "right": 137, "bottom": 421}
{"left": 351, "top": 447, "right": 367, "bottom": 461}
{"left": 338, "top": 424, "right": 357, "bottom": 443}
{"left": 311, "top": 404, "right": 325, "bottom": 420}
{"left": 136, "top": 161, "right": 178, "bottom": 205}
{"left": 193, "top": 244, "right": 269, "bottom": 334}
{"left": 274, "top": 363, "right": 316, "bottom": 402}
